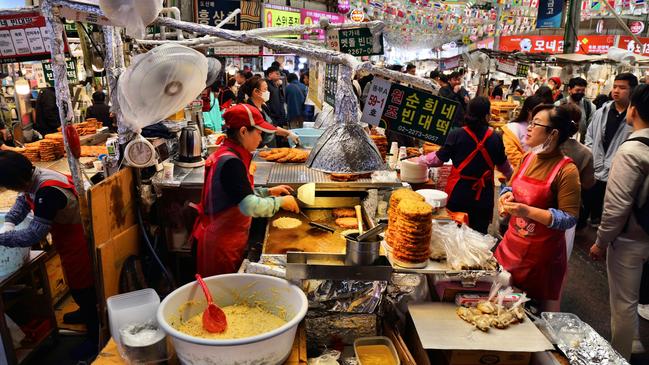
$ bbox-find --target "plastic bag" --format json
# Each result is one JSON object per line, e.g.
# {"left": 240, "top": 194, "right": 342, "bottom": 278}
{"left": 118, "top": 44, "right": 208, "bottom": 133}
{"left": 99, "top": 0, "right": 163, "bottom": 39}
{"left": 308, "top": 350, "right": 341, "bottom": 365}
{"left": 430, "top": 222, "right": 498, "bottom": 271}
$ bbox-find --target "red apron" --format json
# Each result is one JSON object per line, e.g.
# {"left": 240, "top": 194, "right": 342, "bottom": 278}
{"left": 445, "top": 126, "right": 495, "bottom": 201}
{"left": 26, "top": 176, "right": 94, "bottom": 290}
{"left": 190, "top": 140, "right": 254, "bottom": 277}
{"left": 494, "top": 154, "right": 572, "bottom": 300}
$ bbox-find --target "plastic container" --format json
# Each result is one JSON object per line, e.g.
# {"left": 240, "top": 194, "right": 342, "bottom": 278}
{"left": 354, "top": 336, "right": 400, "bottom": 365}
{"left": 107, "top": 288, "right": 169, "bottom": 364}
{"left": 415, "top": 189, "right": 448, "bottom": 209}
{"left": 288, "top": 128, "right": 324, "bottom": 148}
{"left": 0, "top": 213, "right": 32, "bottom": 277}
{"left": 157, "top": 273, "right": 308, "bottom": 365}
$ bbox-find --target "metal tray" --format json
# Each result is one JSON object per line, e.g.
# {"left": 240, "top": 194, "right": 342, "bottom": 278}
{"left": 286, "top": 252, "right": 393, "bottom": 281}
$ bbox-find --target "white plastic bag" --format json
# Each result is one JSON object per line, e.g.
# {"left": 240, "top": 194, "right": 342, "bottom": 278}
{"left": 117, "top": 44, "right": 208, "bottom": 133}
{"left": 431, "top": 222, "right": 498, "bottom": 271}
{"left": 99, "top": 0, "right": 163, "bottom": 39}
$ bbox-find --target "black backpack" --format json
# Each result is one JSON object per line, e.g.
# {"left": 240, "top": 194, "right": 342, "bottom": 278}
{"left": 625, "top": 136, "right": 649, "bottom": 235}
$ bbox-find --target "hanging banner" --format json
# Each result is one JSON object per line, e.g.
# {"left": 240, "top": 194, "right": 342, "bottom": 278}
{"left": 308, "top": 61, "right": 324, "bottom": 110}
{"left": 301, "top": 9, "right": 345, "bottom": 40}
{"left": 262, "top": 4, "right": 301, "bottom": 38}
{"left": 328, "top": 28, "right": 384, "bottom": 57}
{"left": 516, "top": 63, "right": 531, "bottom": 77}
{"left": 361, "top": 78, "right": 460, "bottom": 144}
{"left": 324, "top": 64, "right": 339, "bottom": 107}
{"left": 536, "top": 0, "right": 564, "bottom": 28}
{"left": 0, "top": 12, "right": 55, "bottom": 63}
{"left": 619, "top": 36, "right": 649, "bottom": 55}
{"left": 499, "top": 35, "right": 614, "bottom": 54}
{"left": 195, "top": 0, "right": 240, "bottom": 29}
{"left": 64, "top": 21, "right": 98, "bottom": 38}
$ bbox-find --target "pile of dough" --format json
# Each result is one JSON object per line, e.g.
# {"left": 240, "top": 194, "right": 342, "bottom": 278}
{"left": 272, "top": 217, "right": 302, "bottom": 230}
{"left": 456, "top": 301, "right": 525, "bottom": 332}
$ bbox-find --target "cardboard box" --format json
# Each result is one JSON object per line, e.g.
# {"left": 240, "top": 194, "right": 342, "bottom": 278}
{"left": 45, "top": 253, "right": 68, "bottom": 304}
{"left": 445, "top": 350, "right": 531, "bottom": 365}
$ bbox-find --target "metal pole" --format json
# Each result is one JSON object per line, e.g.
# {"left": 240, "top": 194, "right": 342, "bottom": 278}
{"left": 41, "top": 0, "right": 89, "bottom": 215}
{"left": 493, "top": 1, "right": 503, "bottom": 51}
{"left": 103, "top": 26, "right": 132, "bottom": 146}
{"left": 563, "top": 0, "right": 581, "bottom": 54}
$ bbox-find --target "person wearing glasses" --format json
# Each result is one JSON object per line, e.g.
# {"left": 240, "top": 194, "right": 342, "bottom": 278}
{"left": 495, "top": 104, "right": 581, "bottom": 312}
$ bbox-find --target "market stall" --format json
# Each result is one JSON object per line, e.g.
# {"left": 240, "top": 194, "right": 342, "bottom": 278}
{"left": 0, "top": 1, "right": 634, "bottom": 365}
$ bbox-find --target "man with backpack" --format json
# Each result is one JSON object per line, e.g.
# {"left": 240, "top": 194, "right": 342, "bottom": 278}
{"left": 589, "top": 83, "right": 649, "bottom": 360}
{"left": 556, "top": 77, "right": 595, "bottom": 144}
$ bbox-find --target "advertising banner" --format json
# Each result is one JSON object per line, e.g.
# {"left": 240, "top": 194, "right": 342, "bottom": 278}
{"left": 195, "top": 0, "right": 240, "bottom": 29}
{"left": 300, "top": 9, "right": 344, "bottom": 40}
{"left": 263, "top": 4, "right": 301, "bottom": 38}
{"left": 536, "top": 0, "right": 564, "bottom": 28}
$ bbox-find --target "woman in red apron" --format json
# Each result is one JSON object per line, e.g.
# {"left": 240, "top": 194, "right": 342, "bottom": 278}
{"left": 495, "top": 104, "right": 581, "bottom": 311}
{"left": 0, "top": 151, "right": 98, "bottom": 360}
{"left": 190, "top": 104, "right": 299, "bottom": 277}
{"left": 418, "top": 97, "right": 513, "bottom": 233}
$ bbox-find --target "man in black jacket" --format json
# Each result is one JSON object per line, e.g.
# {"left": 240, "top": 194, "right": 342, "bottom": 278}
{"left": 265, "top": 66, "right": 287, "bottom": 127}
{"left": 35, "top": 87, "right": 60, "bottom": 135}
{"left": 86, "top": 92, "right": 112, "bottom": 129}
{"left": 439, "top": 72, "right": 467, "bottom": 125}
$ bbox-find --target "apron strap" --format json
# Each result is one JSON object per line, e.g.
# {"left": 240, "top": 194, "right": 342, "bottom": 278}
{"left": 455, "top": 127, "right": 496, "bottom": 200}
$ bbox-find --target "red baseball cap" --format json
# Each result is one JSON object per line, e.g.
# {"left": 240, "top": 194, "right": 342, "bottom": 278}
{"left": 222, "top": 104, "right": 277, "bottom": 133}
{"left": 549, "top": 77, "right": 562, "bottom": 86}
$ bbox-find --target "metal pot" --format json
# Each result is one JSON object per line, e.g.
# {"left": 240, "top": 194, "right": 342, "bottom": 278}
{"left": 177, "top": 122, "right": 203, "bottom": 164}
{"left": 345, "top": 233, "right": 380, "bottom": 266}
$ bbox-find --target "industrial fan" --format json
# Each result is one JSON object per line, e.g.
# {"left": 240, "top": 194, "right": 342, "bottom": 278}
{"left": 463, "top": 51, "right": 490, "bottom": 74}
{"left": 117, "top": 44, "right": 208, "bottom": 167}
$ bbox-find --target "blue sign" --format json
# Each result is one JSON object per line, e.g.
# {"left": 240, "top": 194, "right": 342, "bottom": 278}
{"left": 194, "top": 0, "right": 240, "bottom": 29}
{"left": 536, "top": 0, "right": 564, "bottom": 29}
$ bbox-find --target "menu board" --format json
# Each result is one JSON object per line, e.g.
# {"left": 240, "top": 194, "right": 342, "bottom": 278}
{"left": 324, "top": 64, "right": 339, "bottom": 107}
{"left": 361, "top": 78, "right": 459, "bottom": 144}
{"left": 0, "top": 12, "right": 53, "bottom": 63}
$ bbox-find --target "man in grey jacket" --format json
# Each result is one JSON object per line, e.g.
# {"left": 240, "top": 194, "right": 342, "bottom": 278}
{"left": 590, "top": 83, "right": 649, "bottom": 360}
{"left": 585, "top": 73, "right": 637, "bottom": 225}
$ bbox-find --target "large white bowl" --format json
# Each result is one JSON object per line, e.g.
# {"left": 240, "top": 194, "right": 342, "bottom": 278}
{"left": 415, "top": 189, "right": 448, "bottom": 209}
{"left": 157, "top": 273, "right": 308, "bottom": 365}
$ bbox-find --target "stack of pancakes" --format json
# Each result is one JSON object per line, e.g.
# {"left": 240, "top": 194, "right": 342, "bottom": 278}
{"left": 389, "top": 200, "right": 433, "bottom": 268}
{"left": 22, "top": 142, "right": 41, "bottom": 162}
{"left": 369, "top": 134, "right": 388, "bottom": 161}
{"left": 39, "top": 140, "right": 58, "bottom": 161}
{"left": 258, "top": 148, "right": 309, "bottom": 163}
{"left": 386, "top": 189, "right": 425, "bottom": 249}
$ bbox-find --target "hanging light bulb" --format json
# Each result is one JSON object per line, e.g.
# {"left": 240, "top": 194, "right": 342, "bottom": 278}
{"left": 15, "top": 77, "right": 30, "bottom": 95}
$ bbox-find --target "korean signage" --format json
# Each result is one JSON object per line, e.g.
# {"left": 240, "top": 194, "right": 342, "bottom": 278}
{"left": 516, "top": 63, "right": 531, "bottom": 77}
{"left": 536, "top": 0, "right": 564, "bottom": 28}
{"left": 361, "top": 78, "right": 460, "bottom": 144}
{"left": 195, "top": 0, "right": 240, "bottom": 29}
{"left": 300, "top": 9, "right": 345, "bottom": 40}
{"left": 210, "top": 45, "right": 260, "bottom": 56}
{"left": 499, "top": 35, "right": 614, "bottom": 54}
{"left": 263, "top": 4, "right": 301, "bottom": 38}
{"left": 328, "top": 27, "right": 384, "bottom": 57}
{"left": 64, "top": 21, "right": 98, "bottom": 38}
{"left": 439, "top": 56, "right": 461, "bottom": 71}
{"left": 629, "top": 20, "right": 645, "bottom": 34}
{"left": 324, "top": 64, "right": 339, "bottom": 107}
{"left": 42, "top": 59, "right": 78, "bottom": 87}
{"left": 619, "top": 36, "right": 649, "bottom": 55}
{"left": 496, "top": 58, "right": 518, "bottom": 76}
{"left": 0, "top": 12, "right": 53, "bottom": 63}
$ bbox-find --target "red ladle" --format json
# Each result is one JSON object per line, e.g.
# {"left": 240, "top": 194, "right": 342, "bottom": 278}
{"left": 195, "top": 274, "right": 227, "bottom": 333}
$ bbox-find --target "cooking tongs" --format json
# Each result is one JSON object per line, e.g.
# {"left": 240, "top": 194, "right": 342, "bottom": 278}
{"left": 294, "top": 183, "right": 335, "bottom": 233}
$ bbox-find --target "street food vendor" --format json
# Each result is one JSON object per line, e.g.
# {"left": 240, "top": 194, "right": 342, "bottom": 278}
{"left": 495, "top": 104, "right": 581, "bottom": 312}
{"left": 0, "top": 151, "right": 98, "bottom": 359}
{"left": 417, "top": 97, "right": 513, "bottom": 234}
{"left": 190, "top": 104, "right": 300, "bottom": 277}
{"left": 240, "top": 75, "right": 300, "bottom": 147}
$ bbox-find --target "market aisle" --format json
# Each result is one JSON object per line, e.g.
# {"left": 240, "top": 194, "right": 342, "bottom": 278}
{"left": 566, "top": 226, "right": 649, "bottom": 365}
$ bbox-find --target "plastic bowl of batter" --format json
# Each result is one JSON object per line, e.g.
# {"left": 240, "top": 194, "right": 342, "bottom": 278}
{"left": 157, "top": 273, "right": 308, "bottom": 365}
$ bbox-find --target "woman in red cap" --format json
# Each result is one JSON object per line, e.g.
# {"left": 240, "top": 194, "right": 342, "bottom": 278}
{"left": 548, "top": 77, "right": 564, "bottom": 102}
{"left": 190, "top": 104, "right": 300, "bottom": 277}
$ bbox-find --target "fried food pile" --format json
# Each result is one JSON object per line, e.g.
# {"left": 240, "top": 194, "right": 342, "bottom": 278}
{"left": 385, "top": 189, "right": 432, "bottom": 268}
{"left": 456, "top": 301, "right": 526, "bottom": 332}
{"left": 258, "top": 148, "right": 309, "bottom": 163}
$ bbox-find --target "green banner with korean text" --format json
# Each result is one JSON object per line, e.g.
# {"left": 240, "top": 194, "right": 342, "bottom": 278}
{"left": 361, "top": 78, "right": 459, "bottom": 144}
{"left": 337, "top": 27, "right": 384, "bottom": 57}
{"left": 42, "top": 59, "right": 78, "bottom": 87}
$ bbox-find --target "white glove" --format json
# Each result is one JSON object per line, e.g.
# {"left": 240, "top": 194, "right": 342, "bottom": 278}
{"left": 288, "top": 132, "right": 301, "bottom": 146}
{"left": 0, "top": 222, "right": 15, "bottom": 234}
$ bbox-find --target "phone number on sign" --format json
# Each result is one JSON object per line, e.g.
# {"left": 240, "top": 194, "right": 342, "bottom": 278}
{"left": 396, "top": 125, "right": 441, "bottom": 143}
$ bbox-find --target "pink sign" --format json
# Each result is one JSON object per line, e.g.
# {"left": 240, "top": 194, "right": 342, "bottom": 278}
{"left": 300, "top": 9, "right": 345, "bottom": 40}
